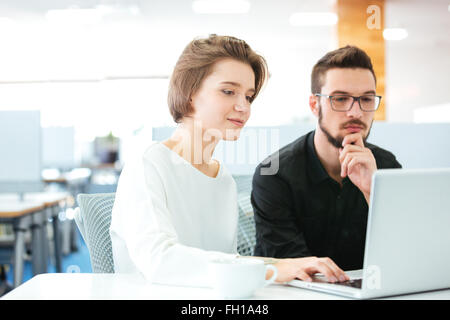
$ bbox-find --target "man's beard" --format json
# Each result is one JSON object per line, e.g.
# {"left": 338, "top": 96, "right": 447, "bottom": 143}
{"left": 318, "top": 103, "right": 372, "bottom": 149}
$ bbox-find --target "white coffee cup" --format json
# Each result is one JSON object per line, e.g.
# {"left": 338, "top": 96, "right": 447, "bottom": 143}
{"left": 208, "top": 258, "right": 278, "bottom": 299}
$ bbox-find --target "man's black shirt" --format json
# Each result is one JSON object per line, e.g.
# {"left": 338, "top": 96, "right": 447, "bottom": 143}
{"left": 251, "top": 130, "right": 402, "bottom": 271}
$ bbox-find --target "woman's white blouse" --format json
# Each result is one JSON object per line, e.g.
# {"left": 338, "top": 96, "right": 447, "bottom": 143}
{"left": 110, "top": 141, "right": 239, "bottom": 287}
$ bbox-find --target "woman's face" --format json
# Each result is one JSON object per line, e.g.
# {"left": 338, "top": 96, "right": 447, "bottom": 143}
{"left": 189, "top": 58, "right": 256, "bottom": 141}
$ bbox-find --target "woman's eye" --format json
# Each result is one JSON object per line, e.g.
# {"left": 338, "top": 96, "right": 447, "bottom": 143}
{"left": 222, "top": 90, "right": 234, "bottom": 95}
{"left": 246, "top": 96, "right": 254, "bottom": 102}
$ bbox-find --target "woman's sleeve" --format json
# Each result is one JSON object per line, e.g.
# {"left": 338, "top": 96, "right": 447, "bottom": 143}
{"left": 112, "top": 152, "right": 237, "bottom": 287}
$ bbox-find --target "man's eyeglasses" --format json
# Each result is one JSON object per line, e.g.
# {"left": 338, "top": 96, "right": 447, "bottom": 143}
{"left": 314, "top": 94, "right": 382, "bottom": 112}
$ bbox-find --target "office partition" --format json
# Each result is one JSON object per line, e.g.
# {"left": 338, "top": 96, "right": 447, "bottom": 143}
{"left": 42, "top": 126, "right": 75, "bottom": 170}
{"left": 367, "top": 122, "right": 450, "bottom": 169}
{"left": 152, "top": 122, "right": 450, "bottom": 175}
{"left": 0, "top": 110, "right": 43, "bottom": 193}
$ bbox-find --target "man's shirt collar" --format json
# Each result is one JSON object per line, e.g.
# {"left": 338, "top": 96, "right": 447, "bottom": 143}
{"left": 306, "top": 130, "right": 330, "bottom": 185}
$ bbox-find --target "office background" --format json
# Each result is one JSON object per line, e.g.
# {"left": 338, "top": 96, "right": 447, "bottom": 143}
{"left": 0, "top": 0, "right": 449, "bottom": 295}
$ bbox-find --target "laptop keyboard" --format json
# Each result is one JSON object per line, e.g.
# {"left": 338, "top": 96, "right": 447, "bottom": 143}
{"left": 333, "top": 279, "right": 362, "bottom": 289}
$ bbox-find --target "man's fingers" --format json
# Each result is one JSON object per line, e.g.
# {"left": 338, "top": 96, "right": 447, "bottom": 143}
{"left": 347, "top": 156, "right": 368, "bottom": 176}
{"left": 341, "top": 152, "right": 361, "bottom": 178}
{"left": 321, "top": 258, "right": 350, "bottom": 282}
{"left": 296, "top": 270, "right": 313, "bottom": 282}
{"left": 313, "top": 261, "right": 340, "bottom": 283}
{"left": 340, "top": 151, "right": 370, "bottom": 178}
{"left": 340, "top": 153, "right": 351, "bottom": 177}
{"left": 339, "top": 144, "right": 362, "bottom": 162}
{"left": 314, "top": 259, "right": 349, "bottom": 283}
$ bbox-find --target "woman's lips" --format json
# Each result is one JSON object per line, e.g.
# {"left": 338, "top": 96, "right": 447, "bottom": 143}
{"left": 228, "top": 119, "right": 245, "bottom": 127}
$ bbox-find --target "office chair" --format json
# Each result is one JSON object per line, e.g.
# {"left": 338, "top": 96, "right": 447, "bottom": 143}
{"left": 74, "top": 177, "right": 256, "bottom": 273}
{"left": 234, "top": 175, "right": 257, "bottom": 257}
{"left": 74, "top": 193, "right": 115, "bottom": 273}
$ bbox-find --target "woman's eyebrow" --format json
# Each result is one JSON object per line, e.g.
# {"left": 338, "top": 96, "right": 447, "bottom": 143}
{"left": 219, "top": 81, "right": 255, "bottom": 93}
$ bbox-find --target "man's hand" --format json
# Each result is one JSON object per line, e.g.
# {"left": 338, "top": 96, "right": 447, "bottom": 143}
{"left": 338, "top": 133, "right": 377, "bottom": 204}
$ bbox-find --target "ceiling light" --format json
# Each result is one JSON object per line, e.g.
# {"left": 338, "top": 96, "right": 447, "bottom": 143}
{"left": 383, "top": 28, "right": 408, "bottom": 41}
{"left": 192, "top": 0, "right": 250, "bottom": 14}
{"left": 289, "top": 12, "right": 338, "bottom": 26}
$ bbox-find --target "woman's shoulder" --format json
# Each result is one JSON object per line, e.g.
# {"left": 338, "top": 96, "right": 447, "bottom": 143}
{"left": 120, "top": 141, "right": 170, "bottom": 174}
{"left": 141, "top": 141, "right": 168, "bottom": 160}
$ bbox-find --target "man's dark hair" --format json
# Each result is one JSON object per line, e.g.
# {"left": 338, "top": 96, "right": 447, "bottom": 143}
{"left": 311, "top": 45, "right": 376, "bottom": 94}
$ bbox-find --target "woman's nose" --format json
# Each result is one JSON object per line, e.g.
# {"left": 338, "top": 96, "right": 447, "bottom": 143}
{"left": 234, "top": 104, "right": 250, "bottom": 112}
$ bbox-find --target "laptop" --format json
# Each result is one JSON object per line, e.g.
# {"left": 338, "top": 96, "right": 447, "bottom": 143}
{"left": 288, "top": 168, "right": 450, "bottom": 299}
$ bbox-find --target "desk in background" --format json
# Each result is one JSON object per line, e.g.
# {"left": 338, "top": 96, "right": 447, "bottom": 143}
{"left": 42, "top": 168, "right": 91, "bottom": 197}
{"left": 0, "top": 192, "right": 71, "bottom": 288}
{"left": 43, "top": 168, "right": 91, "bottom": 253}
{"left": 0, "top": 200, "right": 45, "bottom": 288}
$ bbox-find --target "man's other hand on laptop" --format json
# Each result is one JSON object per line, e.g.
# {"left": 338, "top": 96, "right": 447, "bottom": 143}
{"left": 273, "top": 256, "right": 350, "bottom": 283}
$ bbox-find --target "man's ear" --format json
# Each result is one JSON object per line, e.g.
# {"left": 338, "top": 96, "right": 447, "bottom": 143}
{"left": 309, "top": 94, "right": 319, "bottom": 118}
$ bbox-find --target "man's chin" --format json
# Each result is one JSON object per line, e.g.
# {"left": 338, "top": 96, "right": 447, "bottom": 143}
{"left": 328, "top": 135, "right": 344, "bottom": 149}
{"left": 320, "top": 126, "right": 371, "bottom": 149}
{"left": 319, "top": 125, "right": 343, "bottom": 148}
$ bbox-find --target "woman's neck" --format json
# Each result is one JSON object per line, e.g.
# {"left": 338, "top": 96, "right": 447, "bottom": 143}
{"left": 163, "top": 119, "right": 220, "bottom": 166}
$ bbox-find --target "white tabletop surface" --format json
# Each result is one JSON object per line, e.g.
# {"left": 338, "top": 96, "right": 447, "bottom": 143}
{"left": 0, "top": 191, "right": 70, "bottom": 204}
{"left": 2, "top": 273, "right": 450, "bottom": 300}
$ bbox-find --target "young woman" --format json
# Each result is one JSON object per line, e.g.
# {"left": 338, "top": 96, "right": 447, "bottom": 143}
{"left": 110, "top": 34, "right": 349, "bottom": 287}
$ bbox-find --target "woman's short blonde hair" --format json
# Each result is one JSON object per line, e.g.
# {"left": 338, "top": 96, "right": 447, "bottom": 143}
{"left": 168, "top": 34, "right": 269, "bottom": 123}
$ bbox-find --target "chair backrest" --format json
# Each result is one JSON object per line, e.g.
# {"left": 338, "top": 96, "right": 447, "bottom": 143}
{"left": 234, "top": 175, "right": 256, "bottom": 256}
{"left": 74, "top": 177, "right": 256, "bottom": 271}
{"left": 75, "top": 193, "right": 116, "bottom": 273}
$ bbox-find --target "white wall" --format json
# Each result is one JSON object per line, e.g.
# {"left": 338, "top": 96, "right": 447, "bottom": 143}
{"left": 385, "top": 0, "right": 450, "bottom": 122}
{"left": 153, "top": 122, "right": 450, "bottom": 175}
{"left": 385, "top": 44, "right": 450, "bottom": 122}
{"left": 42, "top": 126, "right": 75, "bottom": 169}
{"left": 0, "top": 0, "right": 449, "bottom": 168}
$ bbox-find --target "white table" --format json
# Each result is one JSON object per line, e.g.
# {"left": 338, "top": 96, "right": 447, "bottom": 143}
{"left": 2, "top": 273, "right": 450, "bottom": 300}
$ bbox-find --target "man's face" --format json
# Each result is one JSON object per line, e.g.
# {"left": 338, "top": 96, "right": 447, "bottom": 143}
{"left": 315, "top": 68, "right": 376, "bottom": 148}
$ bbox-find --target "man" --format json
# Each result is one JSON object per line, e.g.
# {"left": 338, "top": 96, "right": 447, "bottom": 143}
{"left": 251, "top": 45, "right": 402, "bottom": 272}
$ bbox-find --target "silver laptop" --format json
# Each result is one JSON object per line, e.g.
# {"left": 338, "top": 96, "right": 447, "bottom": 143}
{"left": 288, "top": 168, "right": 450, "bottom": 299}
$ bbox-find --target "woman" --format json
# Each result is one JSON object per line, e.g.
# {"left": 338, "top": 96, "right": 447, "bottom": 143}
{"left": 110, "top": 34, "right": 349, "bottom": 287}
